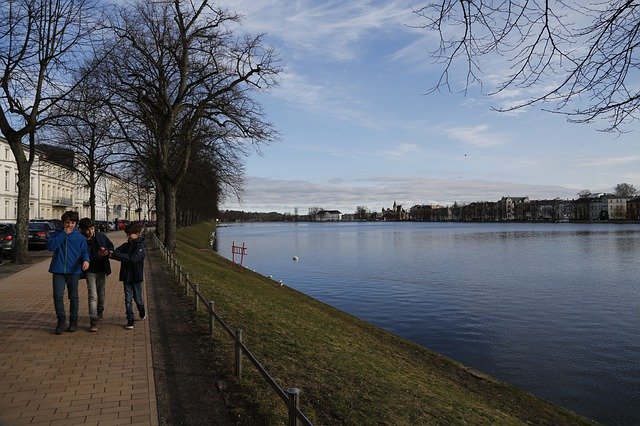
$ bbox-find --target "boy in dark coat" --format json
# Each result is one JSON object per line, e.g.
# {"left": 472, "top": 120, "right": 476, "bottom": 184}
{"left": 103, "top": 222, "right": 146, "bottom": 329}
{"left": 79, "top": 217, "right": 114, "bottom": 332}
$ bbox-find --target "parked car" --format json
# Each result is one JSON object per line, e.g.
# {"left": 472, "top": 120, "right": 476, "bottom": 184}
{"left": 29, "top": 218, "right": 63, "bottom": 230}
{"left": 27, "top": 222, "right": 56, "bottom": 249}
{"left": 0, "top": 223, "right": 17, "bottom": 259}
{"left": 96, "top": 220, "right": 110, "bottom": 233}
{"left": 117, "top": 219, "right": 130, "bottom": 230}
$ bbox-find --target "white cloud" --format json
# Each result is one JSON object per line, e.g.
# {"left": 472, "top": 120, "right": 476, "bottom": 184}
{"left": 574, "top": 155, "right": 640, "bottom": 168}
{"left": 379, "top": 143, "right": 419, "bottom": 157}
{"left": 221, "top": 0, "right": 415, "bottom": 62}
{"left": 445, "top": 124, "right": 509, "bottom": 147}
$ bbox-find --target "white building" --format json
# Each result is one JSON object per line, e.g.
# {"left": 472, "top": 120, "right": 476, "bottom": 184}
{"left": 0, "top": 137, "right": 154, "bottom": 222}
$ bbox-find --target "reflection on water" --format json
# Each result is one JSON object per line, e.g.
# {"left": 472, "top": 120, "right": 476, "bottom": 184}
{"left": 215, "top": 222, "right": 640, "bottom": 424}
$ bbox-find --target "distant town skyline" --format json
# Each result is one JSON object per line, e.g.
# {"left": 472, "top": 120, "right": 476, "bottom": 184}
{"left": 217, "top": 0, "right": 640, "bottom": 214}
{"left": 220, "top": 178, "right": 636, "bottom": 215}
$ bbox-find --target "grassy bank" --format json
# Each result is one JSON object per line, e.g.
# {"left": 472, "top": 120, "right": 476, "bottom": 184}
{"left": 174, "top": 222, "right": 592, "bottom": 425}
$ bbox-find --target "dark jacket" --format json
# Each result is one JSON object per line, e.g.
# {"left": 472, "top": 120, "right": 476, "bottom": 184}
{"left": 111, "top": 237, "right": 145, "bottom": 283}
{"left": 86, "top": 232, "right": 114, "bottom": 275}
{"left": 47, "top": 228, "right": 90, "bottom": 275}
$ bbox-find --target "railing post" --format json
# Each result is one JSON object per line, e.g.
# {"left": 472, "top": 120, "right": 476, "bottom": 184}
{"left": 287, "top": 387, "right": 301, "bottom": 426}
{"left": 235, "top": 328, "right": 243, "bottom": 378}
{"left": 185, "top": 273, "right": 189, "bottom": 296}
{"left": 194, "top": 284, "right": 199, "bottom": 311}
{"left": 208, "top": 300, "right": 215, "bottom": 335}
{"left": 178, "top": 266, "right": 183, "bottom": 285}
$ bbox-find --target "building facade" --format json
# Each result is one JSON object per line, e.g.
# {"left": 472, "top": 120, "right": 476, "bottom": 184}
{"left": 0, "top": 137, "right": 154, "bottom": 222}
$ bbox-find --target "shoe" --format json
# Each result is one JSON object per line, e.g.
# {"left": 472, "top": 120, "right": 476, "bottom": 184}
{"left": 138, "top": 307, "right": 146, "bottom": 320}
{"left": 89, "top": 318, "right": 98, "bottom": 332}
{"left": 55, "top": 318, "right": 65, "bottom": 335}
{"left": 67, "top": 318, "right": 78, "bottom": 332}
{"left": 125, "top": 319, "right": 135, "bottom": 330}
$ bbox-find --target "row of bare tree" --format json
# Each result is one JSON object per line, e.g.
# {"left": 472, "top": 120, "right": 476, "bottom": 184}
{"left": 1, "top": 0, "right": 280, "bottom": 263}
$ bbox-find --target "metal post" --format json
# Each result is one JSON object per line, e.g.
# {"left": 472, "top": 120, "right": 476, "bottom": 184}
{"left": 185, "top": 273, "right": 189, "bottom": 295}
{"left": 287, "top": 388, "right": 301, "bottom": 426}
{"left": 235, "top": 329, "right": 243, "bottom": 378}
{"left": 178, "top": 266, "right": 183, "bottom": 285}
{"left": 194, "top": 284, "right": 199, "bottom": 311}
{"left": 208, "top": 300, "right": 215, "bottom": 335}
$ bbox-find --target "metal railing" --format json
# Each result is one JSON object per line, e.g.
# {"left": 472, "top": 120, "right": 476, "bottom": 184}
{"left": 149, "top": 232, "right": 312, "bottom": 426}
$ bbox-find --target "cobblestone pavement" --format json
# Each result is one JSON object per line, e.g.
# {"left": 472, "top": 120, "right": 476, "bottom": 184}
{"left": 0, "top": 231, "right": 158, "bottom": 425}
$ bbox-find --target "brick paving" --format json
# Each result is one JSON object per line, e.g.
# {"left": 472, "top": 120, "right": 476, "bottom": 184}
{"left": 0, "top": 232, "right": 158, "bottom": 425}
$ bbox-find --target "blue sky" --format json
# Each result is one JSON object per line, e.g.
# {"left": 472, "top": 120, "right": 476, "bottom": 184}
{"left": 217, "top": 0, "right": 640, "bottom": 214}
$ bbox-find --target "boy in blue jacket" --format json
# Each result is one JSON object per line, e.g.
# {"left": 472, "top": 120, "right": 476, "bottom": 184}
{"left": 103, "top": 222, "right": 146, "bottom": 330}
{"left": 46, "top": 210, "right": 90, "bottom": 334}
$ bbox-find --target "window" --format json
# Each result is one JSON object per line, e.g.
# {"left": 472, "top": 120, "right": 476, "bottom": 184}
{"left": 31, "top": 177, "right": 34, "bottom": 195}
{"left": 4, "top": 170, "right": 8, "bottom": 191}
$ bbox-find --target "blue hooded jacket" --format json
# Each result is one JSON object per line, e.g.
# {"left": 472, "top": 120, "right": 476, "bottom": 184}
{"left": 47, "top": 227, "right": 90, "bottom": 275}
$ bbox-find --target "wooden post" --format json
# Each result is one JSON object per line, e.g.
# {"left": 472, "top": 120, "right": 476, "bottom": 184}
{"left": 208, "top": 300, "right": 215, "bottom": 335}
{"left": 235, "top": 329, "right": 243, "bottom": 378}
{"left": 287, "top": 388, "right": 301, "bottom": 426}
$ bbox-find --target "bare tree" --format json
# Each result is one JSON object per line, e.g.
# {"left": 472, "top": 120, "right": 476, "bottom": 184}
{"left": 413, "top": 1, "right": 640, "bottom": 132}
{"left": 614, "top": 182, "right": 638, "bottom": 197}
{"left": 0, "top": 0, "right": 103, "bottom": 262}
{"left": 47, "top": 75, "right": 124, "bottom": 220}
{"left": 578, "top": 189, "right": 593, "bottom": 198}
{"left": 101, "top": 0, "right": 280, "bottom": 252}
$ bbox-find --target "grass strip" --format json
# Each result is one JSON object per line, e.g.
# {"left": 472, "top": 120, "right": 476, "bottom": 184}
{"left": 175, "top": 222, "right": 593, "bottom": 425}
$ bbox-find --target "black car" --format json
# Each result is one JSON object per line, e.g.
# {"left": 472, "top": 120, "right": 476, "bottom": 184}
{"left": 0, "top": 223, "right": 17, "bottom": 259}
{"left": 29, "top": 218, "right": 63, "bottom": 230}
{"left": 27, "top": 222, "right": 56, "bottom": 249}
{"left": 95, "top": 220, "right": 110, "bottom": 232}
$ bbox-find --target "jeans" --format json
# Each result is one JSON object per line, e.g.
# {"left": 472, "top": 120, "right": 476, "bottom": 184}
{"left": 123, "top": 281, "right": 144, "bottom": 321}
{"left": 86, "top": 272, "right": 106, "bottom": 319}
{"left": 52, "top": 273, "right": 80, "bottom": 320}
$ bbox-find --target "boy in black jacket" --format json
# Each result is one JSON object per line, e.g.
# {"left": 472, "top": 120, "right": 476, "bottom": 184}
{"left": 102, "top": 222, "right": 146, "bottom": 330}
{"left": 79, "top": 217, "right": 114, "bottom": 332}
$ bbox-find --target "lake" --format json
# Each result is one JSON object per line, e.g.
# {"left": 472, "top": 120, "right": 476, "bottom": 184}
{"left": 214, "top": 221, "right": 640, "bottom": 424}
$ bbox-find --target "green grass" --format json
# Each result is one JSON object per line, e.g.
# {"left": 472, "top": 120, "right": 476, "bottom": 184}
{"left": 174, "top": 222, "right": 593, "bottom": 425}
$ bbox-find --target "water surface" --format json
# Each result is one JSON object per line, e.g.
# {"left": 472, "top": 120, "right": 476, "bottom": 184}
{"left": 215, "top": 222, "right": 640, "bottom": 424}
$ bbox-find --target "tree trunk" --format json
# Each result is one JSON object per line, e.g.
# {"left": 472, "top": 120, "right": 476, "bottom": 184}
{"left": 163, "top": 180, "right": 177, "bottom": 253}
{"left": 155, "top": 180, "right": 165, "bottom": 242}
{"left": 11, "top": 138, "right": 33, "bottom": 264}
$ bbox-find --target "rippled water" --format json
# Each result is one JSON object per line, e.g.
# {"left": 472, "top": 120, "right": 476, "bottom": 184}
{"left": 214, "top": 221, "right": 640, "bottom": 424}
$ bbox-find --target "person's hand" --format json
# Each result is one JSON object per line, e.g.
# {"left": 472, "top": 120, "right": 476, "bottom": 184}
{"left": 81, "top": 261, "right": 89, "bottom": 271}
{"left": 98, "top": 247, "right": 110, "bottom": 257}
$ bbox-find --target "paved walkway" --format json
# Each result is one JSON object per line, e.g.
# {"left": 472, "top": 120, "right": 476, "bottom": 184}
{"left": 0, "top": 232, "right": 158, "bottom": 425}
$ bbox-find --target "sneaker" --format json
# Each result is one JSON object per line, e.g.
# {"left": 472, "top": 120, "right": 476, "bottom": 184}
{"left": 55, "top": 318, "right": 65, "bottom": 335}
{"left": 67, "top": 318, "right": 78, "bottom": 332}
{"left": 138, "top": 307, "right": 146, "bottom": 320}
{"left": 89, "top": 318, "right": 98, "bottom": 332}
{"left": 125, "top": 319, "right": 135, "bottom": 330}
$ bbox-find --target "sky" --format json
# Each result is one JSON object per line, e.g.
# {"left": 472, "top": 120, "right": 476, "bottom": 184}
{"left": 216, "top": 0, "right": 640, "bottom": 214}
